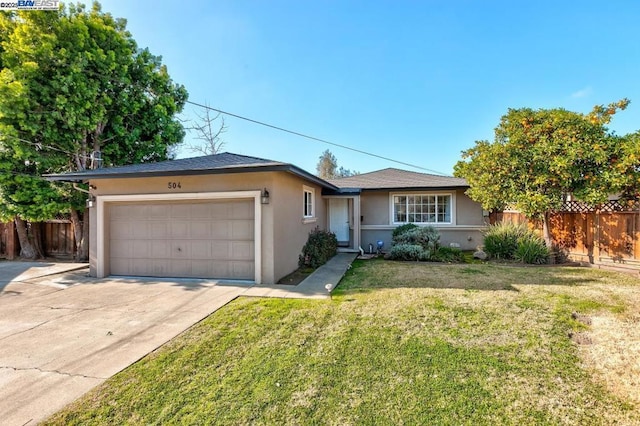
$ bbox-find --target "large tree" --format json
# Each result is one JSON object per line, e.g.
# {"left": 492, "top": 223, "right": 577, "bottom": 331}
{"left": 316, "top": 149, "right": 357, "bottom": 179}
{"left": 0, "top": 3, "right": 187, "bottom": 259}
{"left": 454, "top": 99, "right": 630, "bottom": 246}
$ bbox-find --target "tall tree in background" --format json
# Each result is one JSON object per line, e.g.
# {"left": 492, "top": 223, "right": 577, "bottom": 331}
{"left": 316, "top": 149, "right": 357, "bottom": 179}
{"left": 0, "top": 3, "right": 187, "bottom": 259}
{"left": 454, "top": 99, "right": 630, "bottom": 246}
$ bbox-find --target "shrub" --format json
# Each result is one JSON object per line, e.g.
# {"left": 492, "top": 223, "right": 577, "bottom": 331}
{"left": 298, "top": 227, "right": 338, "bottom": 269}
{"left": 392, "top": 223, "right": 419, "bottom": 239}
{"left": 514, "top": 236, "right": 549, "bottom": 264}
{"left": 392, "top": 226, "right": 441, "bottom": 252}
{"left": 433, "top": 246, "right": 465, "bottom": 263}
{"left": 483, "top": 222, "right": 550, "bottom": 264}
{"left": 387, "top": 244, "right": 430, "bottom": 261}
{"left": 482, "top": 223, "right": 530, "bottom": 259}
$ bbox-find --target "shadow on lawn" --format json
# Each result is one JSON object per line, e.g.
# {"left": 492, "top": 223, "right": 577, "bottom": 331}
{"left": 334, "top": 259, "right": 601, "bottom": 293}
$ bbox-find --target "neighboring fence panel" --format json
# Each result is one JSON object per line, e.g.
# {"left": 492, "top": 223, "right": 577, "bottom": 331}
{"left": 43, "top": 220, "right": 76, "bottom": 258}
{"left": 490, "top": 202, "right": 640, "bottom": 267}
{"left": 0, "top": 221, "right": 18, "bottom": 259}
{"left": 0, "top": 220, "right": 76, "bottom": 259}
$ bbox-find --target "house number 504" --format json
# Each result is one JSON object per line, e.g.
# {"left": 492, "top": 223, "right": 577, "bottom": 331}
{"left": 168, "top": 182, "right": 182, "bottom": 189}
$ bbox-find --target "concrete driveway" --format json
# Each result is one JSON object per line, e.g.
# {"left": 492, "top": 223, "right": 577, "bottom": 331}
{"left": 0, "top": 265, "right": 252, "bottom": 425}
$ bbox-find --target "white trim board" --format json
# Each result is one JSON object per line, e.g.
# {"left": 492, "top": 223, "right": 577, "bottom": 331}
{"left": 361, "top": 225, "right": 487, "bottom": 231}
{"left": 96, "top": 190, "right": 262, "bottom": 283}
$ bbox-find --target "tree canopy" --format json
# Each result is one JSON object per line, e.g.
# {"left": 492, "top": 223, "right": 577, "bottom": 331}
{"left": 316, "top": 149, "right": 357, "bottom": 179}
{"left": 453, "top": 99, "right": 632, "bottom": 244}
{"left": 0, "top": 2, "right": 187, "bottom": 258}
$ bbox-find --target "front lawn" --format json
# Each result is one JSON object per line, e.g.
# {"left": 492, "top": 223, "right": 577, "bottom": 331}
{"left": 45, "top": 260, "right": 640, "bottom": 425}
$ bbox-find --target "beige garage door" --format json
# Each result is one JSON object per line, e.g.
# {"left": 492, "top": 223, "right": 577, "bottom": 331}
{"left": 109, "top": 199, "right": 255, "bottom": 280}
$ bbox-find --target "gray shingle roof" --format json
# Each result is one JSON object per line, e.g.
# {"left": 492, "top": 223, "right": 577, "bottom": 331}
{"left": 44, "top": 152, "right": 337, "bottom": 189}
{"left": 328, "top": 168, "right": 468, "bottom": 190}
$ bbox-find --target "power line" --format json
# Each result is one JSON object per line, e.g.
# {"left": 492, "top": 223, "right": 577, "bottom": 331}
{"left": 185, "top": 100, "right": 450, "bottom": 176}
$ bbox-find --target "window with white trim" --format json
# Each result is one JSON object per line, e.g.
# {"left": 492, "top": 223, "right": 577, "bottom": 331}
{"left": 392, "top": 194, "right": 452, "bottom": 224}
{"left": 303, "top": 187, "right": 314, "bottom": 218}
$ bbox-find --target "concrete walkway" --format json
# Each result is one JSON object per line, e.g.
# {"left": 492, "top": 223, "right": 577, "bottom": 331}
{"left": 244, "top": 252, "right": 358, "bottom": 299}
{"left": 0, "top": 254, "right": 357, "bottom": 425}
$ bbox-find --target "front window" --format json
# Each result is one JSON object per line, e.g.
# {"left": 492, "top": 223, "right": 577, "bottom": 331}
{"left": 393, "top": 194, "right": 452, "bottom": 224}
{"left": 303, "top": 187, "right": 314, "bottom": 218}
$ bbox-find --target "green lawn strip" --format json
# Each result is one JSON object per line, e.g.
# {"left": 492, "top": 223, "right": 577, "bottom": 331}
{"left": 45, "top": 262, "right": 639, "bottom": 425}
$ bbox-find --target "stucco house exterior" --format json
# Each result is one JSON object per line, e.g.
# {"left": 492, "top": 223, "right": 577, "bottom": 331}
{"left": 47, "top": 152, "right": 487, "bottom": 284}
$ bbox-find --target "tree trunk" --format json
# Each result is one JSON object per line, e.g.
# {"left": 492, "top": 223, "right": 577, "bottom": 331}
{"left": 542, "top": 211, "right": 555, "bottom": 264}
{"left": 542, "top": 211, "right": 552, "bottom": 247}
{"left": 14, "top": 217, "right": 38, "bottom": 259}
{"left": 30, "top": 222, "right": 45, "bottom": 258}
{"left": 70, "top": 208, "right": 89, "bottom": 262}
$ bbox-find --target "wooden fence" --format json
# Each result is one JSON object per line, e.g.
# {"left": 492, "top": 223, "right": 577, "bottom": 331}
{"left": 0, "top": 220, "right": 76, "bottom": 259}
{"left": 490, "top": 201, "right": 640, "bottom": 268}
{"left": 0, "top": 221, "right": 18, "bottom": 260}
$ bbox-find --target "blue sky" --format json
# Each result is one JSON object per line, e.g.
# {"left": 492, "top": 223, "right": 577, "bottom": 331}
{"left": 103, "top": 1, "right": 640, "bottom": 175}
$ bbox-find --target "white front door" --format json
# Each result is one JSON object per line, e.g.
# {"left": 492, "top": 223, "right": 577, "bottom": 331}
{"left": 329, "top": 198, "right": 350, "bottom": 244}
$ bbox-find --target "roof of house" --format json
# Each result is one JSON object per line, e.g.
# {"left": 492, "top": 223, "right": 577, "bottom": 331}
{"left": 44, "top": 152, "right": 338, "bottom": 190}
{"left": 328, "top": 168, "right": 468, "bottom": 190}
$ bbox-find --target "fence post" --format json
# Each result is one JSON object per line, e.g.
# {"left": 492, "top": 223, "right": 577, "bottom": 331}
{"left": 6, "top": 221, "right": 17, "bottom": 260}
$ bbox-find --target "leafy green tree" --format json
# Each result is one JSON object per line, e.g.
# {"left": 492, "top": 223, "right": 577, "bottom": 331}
{"left": 316, "top": 149, "right": 357, "bottom": 179}
{"left": 0, "top": 3, "right": 187, "bottom": 259}
{"left": 454, "top": 99, "right": 630, "bottom": 246}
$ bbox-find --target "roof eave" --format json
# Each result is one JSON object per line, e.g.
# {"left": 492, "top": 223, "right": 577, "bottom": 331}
{"left": 44, "top": 164, "right": 338, "bottom": 190}
{"left": 357, "top": 185, "right": 469, "bottom": 191}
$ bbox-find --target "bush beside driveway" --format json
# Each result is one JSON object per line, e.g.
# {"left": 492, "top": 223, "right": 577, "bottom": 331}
{"left": 44, "top": 260, "right": 640, "bottom": 425}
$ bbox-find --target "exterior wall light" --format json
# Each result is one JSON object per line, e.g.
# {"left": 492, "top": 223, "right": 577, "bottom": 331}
{"left": 261, "top": 188, "right": 270, "bottom": 204}
{"left": 86, "top": 195, "right": 96, "bottom": 209}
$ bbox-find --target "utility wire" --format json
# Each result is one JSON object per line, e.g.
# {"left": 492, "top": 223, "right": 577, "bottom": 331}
{"left": 185, "top": 100, "right": 450, "bottom": 176}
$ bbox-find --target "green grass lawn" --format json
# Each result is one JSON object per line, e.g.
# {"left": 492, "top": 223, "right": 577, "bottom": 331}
{"left": 45, "top": 260, "right": 640, "bottom": 425}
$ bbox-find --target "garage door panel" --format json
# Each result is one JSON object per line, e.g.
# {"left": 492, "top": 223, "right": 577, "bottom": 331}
{"left": 190, "top": 241, "right": 212, "bottom": 259}
{"left": 130, "top": 259, "right": 152, "bottom": 276}
{"left": 231, "top": 261, "right": 254, "bottom": 279}
{"left": 149, "top": 205, "right": 170, "bottom": 219}
{"left": 131, "top": 222, "right": 149, "bottom": 239}
{"left": 147, "top": 260, "right": 167, "bottom": 276}
{"left": 169, "top": 260, "right": 191, "bottom": 276}
{"left": 111, "top": 223, "right": 132, "bottom": 239}
{"left": 150, "top": 222, "right": 169, "bottom": 238}
{"left": 150, "top": 241, "right": 171, "bottom": 258}
{"left": 171, "top": 241, "right": 191, "bottom": 258}
{"left": 191, "top": 203, "right": 211, "bottom": 218}
{"left": 171, "top": 204, "right": 192, "bottom": 218}
{"left": 190, "top": 221, "right": 212, "bottom": 238}
{"left": 231, "top": 241, "right": 254, "bottom": 260}
{"left": 131, "top": 241, "right": 150, "bottom": 259}
{"left": 170, "top": 222, "right": 190, "bottom": 238}
{"left": 231, "top": 221, "right": 254, "bottom": 239}
{"left": 209, "top": 203, "right": 231, "bottom": 217}
{"left": 211, "top": 241, "right": 231, "bottom": 259}
{"left": 211, "top": 221, "right": 231, "bottom": 239}
{"left": 110, "top": 205, "right": 130, "bottom": 219}
{"left": 209, "top": 261, "right": 230, "bottom": 278}
{"left": 109, "top": 199, "right": 255, "bottom": 280}
{"left": 110, "top": 240, "right": 133, "bottom": 258}
{"left": 191, "top": 260, "right": 211, "bottom": 277}
{"left": 128, "top": 205, "right": 148, "bottom": 220}
{"left": 232, "top": 201, "right": 253, "bottom": 219}
{"left": 110, "top": 257, "right": 130, "bottom": 274}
